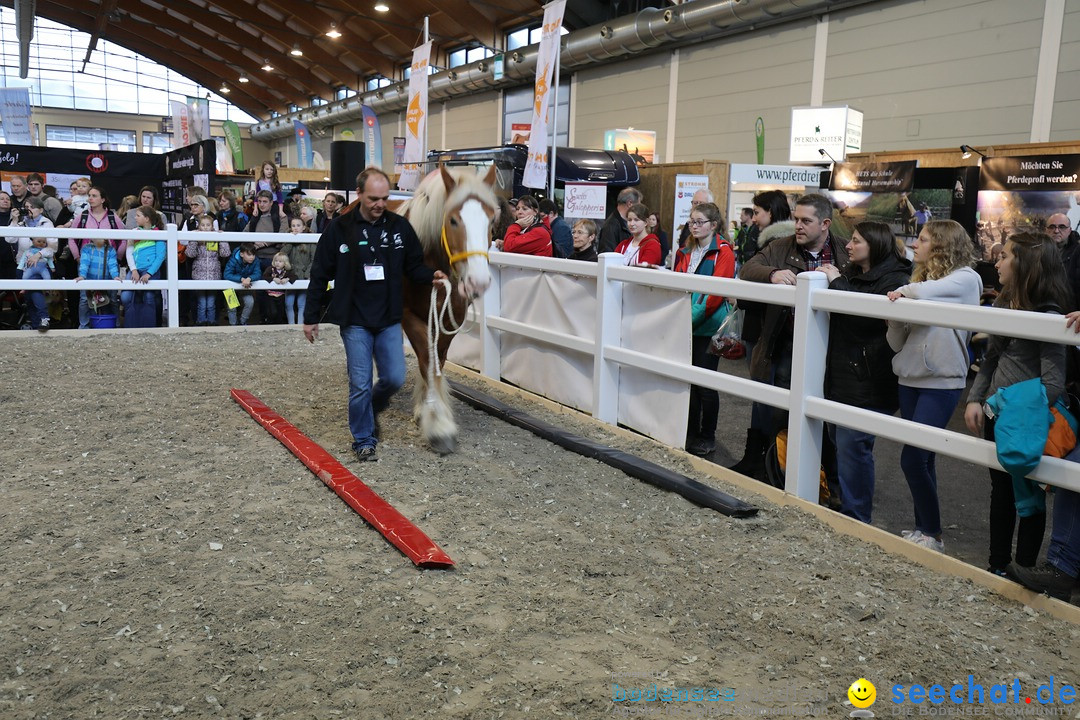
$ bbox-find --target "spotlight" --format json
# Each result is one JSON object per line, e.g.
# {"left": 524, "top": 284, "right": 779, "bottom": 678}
{"left": 238, "top": 74, "right": 249, "bottom": 83}
{"left": 818, "top": 148, "right": 838, "bottom": 164}
{"left": 262, "top": 60, "right": 273, "bottom": 71}
{"left": 326, "top": 23, "right": 342, "bottom": 39}
{"left": 291, "top": 44, "right": 303, "bottom": 57}
{"left": 220, "top": 85, "right": 230, "bottom": 94}
{"left": 374, "top": 2, "right": 389, "bottom": 11}
{"left": 960, "top": 144, "right": 987, "bottom": 160}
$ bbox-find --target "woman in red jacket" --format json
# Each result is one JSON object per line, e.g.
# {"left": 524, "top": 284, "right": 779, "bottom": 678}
{"left": 614, "top": 203, "right": 662, "bottom": 266}
{"left": 501, "top": 195, "right": 552, "bottom": 256}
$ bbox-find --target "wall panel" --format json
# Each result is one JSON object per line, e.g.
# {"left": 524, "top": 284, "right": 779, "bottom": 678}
{"left": 573, "top": 53, "right": 671, "bottom": 157}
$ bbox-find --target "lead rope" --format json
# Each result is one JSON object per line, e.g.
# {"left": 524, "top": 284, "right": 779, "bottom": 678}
{"left": 425, "top": 277, "right": 469, "bottom": 401}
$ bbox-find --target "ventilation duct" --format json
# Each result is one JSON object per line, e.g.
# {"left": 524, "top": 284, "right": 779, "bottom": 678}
{"left": 251, "top": 0, "right": 878, "bottom": 141}
{"left": 15, "top": 0, "right": 35, "bottom": 78}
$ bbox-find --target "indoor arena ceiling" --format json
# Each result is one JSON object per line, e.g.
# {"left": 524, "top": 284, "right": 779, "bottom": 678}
{"left": 19, "top": 0, "right": 662, "bottom": 121}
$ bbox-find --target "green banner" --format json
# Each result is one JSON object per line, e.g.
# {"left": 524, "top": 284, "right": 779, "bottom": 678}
{"left": 222, "top": 120, "right": 245, "bottom": 171}
{"left": 755, "top": 117, "right": 765, "bottom": 164}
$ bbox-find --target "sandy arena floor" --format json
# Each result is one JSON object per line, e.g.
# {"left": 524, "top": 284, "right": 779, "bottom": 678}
{"left": 1, "top": 328, "right": 1077, "bottom": 719}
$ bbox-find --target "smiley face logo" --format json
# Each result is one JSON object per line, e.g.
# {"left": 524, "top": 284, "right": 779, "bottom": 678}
{"left": 848, "top": 678, "right": 876, "bottom": 709}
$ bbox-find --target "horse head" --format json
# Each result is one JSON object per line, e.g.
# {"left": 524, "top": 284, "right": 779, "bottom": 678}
{"left": 438, "top": 164, "right": 498, "bottom": 300}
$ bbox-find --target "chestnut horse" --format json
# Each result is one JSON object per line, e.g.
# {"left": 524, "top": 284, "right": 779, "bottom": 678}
{"left": 398, "top": 165, "right": 499, "bottom": 454}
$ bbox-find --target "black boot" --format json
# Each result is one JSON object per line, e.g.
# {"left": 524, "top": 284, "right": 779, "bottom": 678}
{"left": 728, "top": 429, "right": 766, "bottom": 479}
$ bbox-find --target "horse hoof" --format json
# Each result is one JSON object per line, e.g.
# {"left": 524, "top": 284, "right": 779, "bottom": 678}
{"left": 429, "top": 434, "right": 458, "bottom": 455}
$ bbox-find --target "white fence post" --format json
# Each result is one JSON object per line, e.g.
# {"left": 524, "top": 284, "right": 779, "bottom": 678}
{"left": 593, "top": 252, "right": 626, "bottom": 425}
{"left": 480, "top": 260, "right": 502, "bottom": 380}
{"left": 166, "top": 223, "right": 179, "bottom": 329}
{"left": 786, "top": 270, "right": 829, "bottom": 501}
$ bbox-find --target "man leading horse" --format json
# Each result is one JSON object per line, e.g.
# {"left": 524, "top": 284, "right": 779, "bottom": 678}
{"left": 304, "top": 167, "right": 449, "bottom": 463}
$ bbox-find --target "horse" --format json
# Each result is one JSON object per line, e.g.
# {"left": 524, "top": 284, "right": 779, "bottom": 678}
{"left": 398, "top": 165, "right": 500, "bottom": 454}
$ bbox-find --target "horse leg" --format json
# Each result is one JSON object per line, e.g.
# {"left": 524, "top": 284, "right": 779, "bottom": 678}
{"left": 422, "top": 338, "right": 459, "bottom": 455}
{"left": 400, "top": 310, "right": 431, "bottom": 425}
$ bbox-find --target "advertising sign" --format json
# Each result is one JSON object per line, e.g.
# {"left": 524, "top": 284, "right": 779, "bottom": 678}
{"left": 0, "top": 87, "right": 33, "bottom": 145}
{"left": 789, "top": 105, "right": 863, "bottom": 163}
{"left": 979, "top": 155, "right": 1080, "bottom": 192}
{"left": 522, "top": 0, "right": 567, "bottom": 189}
{"left": 399, "top": 41, "right": 432, "bottom": 190}
{"left": 830, "top": 161, "right": 917, "bottom": 192}
{"left": 673, "top": 174, "right": 710, "bottom": 239}
{"left": 603, "top": 128, "right": 657, "bottom": 163}
{"left": 562, "top": 182, "right": 607, "bottom": 220}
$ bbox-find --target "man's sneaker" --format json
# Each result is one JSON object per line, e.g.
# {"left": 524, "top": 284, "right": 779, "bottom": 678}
{"left": 901, "top": 529, "right": 922, "bottom": 540}
{"left": 1007, "top": 562, "right": 1078, "bottom": 601}
{"left": 988, "top": 567, "right": 1009, "bottom": 578}
{"left": 354, "top": 446, "right": 378, "bottom": 462}
{"left": 38, "top": 317, "right": 49, "bottom": 332}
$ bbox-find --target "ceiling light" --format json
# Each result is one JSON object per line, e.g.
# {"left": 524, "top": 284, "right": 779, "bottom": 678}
{"left": 326, "top": 23, "right": 342, "bottom": 39}
{"left": 219, "top": 85, "right": 230, "bottom": 94}
{"left": 262, "top": 60, "right": 273, "bottom": 71}
{"left": 238, "top": 74, "right": 249, "bottom": 83}
{"left": 374, "top": 3, "right": 389, "bottom": 12}
{"left": 291, "top": 44, "right": 303, "bottom": 57}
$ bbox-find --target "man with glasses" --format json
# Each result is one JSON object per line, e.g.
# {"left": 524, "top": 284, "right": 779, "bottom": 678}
{"left": 1047, "top": 213, "right": 1080, "bottom": 302}
{"left": 25, "top": 173, "right": 63, "bottom": 224}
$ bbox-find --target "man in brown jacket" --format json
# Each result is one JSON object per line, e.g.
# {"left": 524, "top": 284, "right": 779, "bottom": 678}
{"left": 739, "top": 193, "right": 849, "bottom": 387}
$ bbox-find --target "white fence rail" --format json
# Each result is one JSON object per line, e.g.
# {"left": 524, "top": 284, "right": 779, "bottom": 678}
{"left": 5, "top": 226, "right": 1079, "bottom": 500}
{"left": 0, "top": 223, "right": 317, "bottom": 327}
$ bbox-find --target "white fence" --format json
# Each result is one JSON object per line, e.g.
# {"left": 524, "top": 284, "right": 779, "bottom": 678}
{"left": 0, "top": 223, "right": 318, "bottom": 328}
{"left": 4, "top": 222, "right": 1079, "bottom": 502}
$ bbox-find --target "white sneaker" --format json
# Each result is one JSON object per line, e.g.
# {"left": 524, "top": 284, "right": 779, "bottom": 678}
{"left": 910, "top": 532, "right": 944, "bottom": 552}
{"left": 901, "top": 529, "right": 922, "bottom": 540}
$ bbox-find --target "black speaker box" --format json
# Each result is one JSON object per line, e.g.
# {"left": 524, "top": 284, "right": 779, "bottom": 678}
{"left": 330, "top": 140, "right": 366, "bottom": 190}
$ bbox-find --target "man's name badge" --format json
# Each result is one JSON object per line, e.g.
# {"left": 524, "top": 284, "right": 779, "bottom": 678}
{"left": 364, "top": 264, "right": 385, "bottom": 281}
{"left": 339, "top": 243, "right": 349, "bottom": 254}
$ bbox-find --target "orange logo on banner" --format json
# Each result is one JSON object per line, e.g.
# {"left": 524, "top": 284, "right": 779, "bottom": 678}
{"left": 406, "top": 92, "right": 424, "bottom": 138}
{"left": 533, "top": 66, "right": 549, "bottom": 117}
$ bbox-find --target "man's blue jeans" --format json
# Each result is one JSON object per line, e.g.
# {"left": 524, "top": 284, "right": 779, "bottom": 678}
{"left": 340, "top": 324, "right": 406, "bottom": 451}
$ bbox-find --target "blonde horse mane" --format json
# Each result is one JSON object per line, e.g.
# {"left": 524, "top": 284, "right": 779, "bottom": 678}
{"left": 398, "top": 166, "right": 500, "bottom": 253}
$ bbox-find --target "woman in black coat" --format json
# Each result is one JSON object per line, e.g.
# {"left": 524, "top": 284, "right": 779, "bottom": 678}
{"left": 819, "top": 221, "right": 912, "bottom": 524}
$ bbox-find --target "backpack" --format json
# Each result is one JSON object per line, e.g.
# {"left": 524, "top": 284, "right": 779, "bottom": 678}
{"left": 75, "top": 210, "right": 122, "bottom": 250}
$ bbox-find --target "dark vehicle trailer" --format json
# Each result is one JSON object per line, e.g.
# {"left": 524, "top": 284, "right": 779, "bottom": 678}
{"left": 425, "top": 143, "right": 640, "bottom": 212}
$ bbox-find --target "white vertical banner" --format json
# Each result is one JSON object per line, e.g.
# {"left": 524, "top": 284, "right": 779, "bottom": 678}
{"left": 0, "top": 87, "right": 33, "bottom": 145}
{"left": 187, "top": 95, "right": 211, "bottom": 143}
{"left": 398, "top": 41, "right": 432, "bottom": 191}
{"left": 522, "top": 0, "right": 566, "bottom": 190}
{"left": 171, "top": 100, "right": 192, "bottom": 148}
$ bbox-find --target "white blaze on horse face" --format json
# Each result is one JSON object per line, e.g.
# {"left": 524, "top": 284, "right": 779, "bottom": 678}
{"left": 458, "top": 198, "right": 492, "bottom": 298}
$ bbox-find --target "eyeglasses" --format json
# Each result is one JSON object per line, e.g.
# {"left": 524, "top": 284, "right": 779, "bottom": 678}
{"left": 688, "top": 219, "right": 711, "bottom": 226}
{"left": 1048, "top": 224, "right": 1070, "bottom": 231}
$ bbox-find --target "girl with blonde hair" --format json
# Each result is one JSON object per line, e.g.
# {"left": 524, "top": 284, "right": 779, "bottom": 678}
{"left": 886, "top": 220, "right": 982, "bottom": 552}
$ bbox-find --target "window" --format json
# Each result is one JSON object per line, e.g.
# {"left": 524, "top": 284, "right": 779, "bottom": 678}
{"left": 448, "top": 45, "right": 493, "bottom": 69}
{"left": 365, "top": 75, "right": 392, "bottom": 92}
{"left": 46, "top": 125, "right": 137, "bottom": 151}
{"left": 143, "top": 132, "right": 172, "bottom": 154}
{"left": 334, "top": 86, "right": 356, "bottom": 101}
{"left": 507, "top": 24, "right": 567, "bottom": 51}
{"left": 0, "top": 8, "right": 259, "bottom": 124}
{"left": 287, "top": 103, "right": 301, "bottom": 113}
{"left": 402, "top": 64, "right": 437, "bottom": 81}
{"left": 311, "top": 96, "right": 327, "bottom": 106}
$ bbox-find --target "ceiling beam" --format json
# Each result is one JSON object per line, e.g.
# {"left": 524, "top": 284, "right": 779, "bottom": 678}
{"left": 80, "top": 0, "right": 117, "bottom": 72}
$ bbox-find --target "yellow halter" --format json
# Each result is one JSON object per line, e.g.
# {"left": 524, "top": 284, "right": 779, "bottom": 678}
{"left": 441, "top": 223, "right": 489, "bottom": 267}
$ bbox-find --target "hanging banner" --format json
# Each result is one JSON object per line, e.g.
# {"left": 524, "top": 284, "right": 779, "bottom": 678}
{"left": 294, "top": 119, "right": 314, "bottom": 169}
{"left": 171, "top": 100, "right": 191, "bottom": 149}
{"left": 830, "top": 161, "right": 916, "bottom": 192}
{"left": 979, "top": 154, "right": 1080, "bottom": 192}
{"left": 361, "top": 105, "right": 383, "bottom": 170}
{"left": 222, "top": 120, "right": 245, "bottom": 171}
{"left": 0, "top": 87, "right": 33, "bottom": 145}
{"left": 393, "top": 136, "right": 406, "bottom": 175}
{"left": 522, "top": 0, "right": 567, "bottom": 190}
{"left": 399, "top": 41, "right": 432, "bottom": 190}
{"left": 186, "top": 96, "right": 211, "bottom": 143}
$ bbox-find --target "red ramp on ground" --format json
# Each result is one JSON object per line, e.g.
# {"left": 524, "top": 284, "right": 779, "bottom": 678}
{"left": 231, "top": 388, "right": 454, "bottom": 569}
